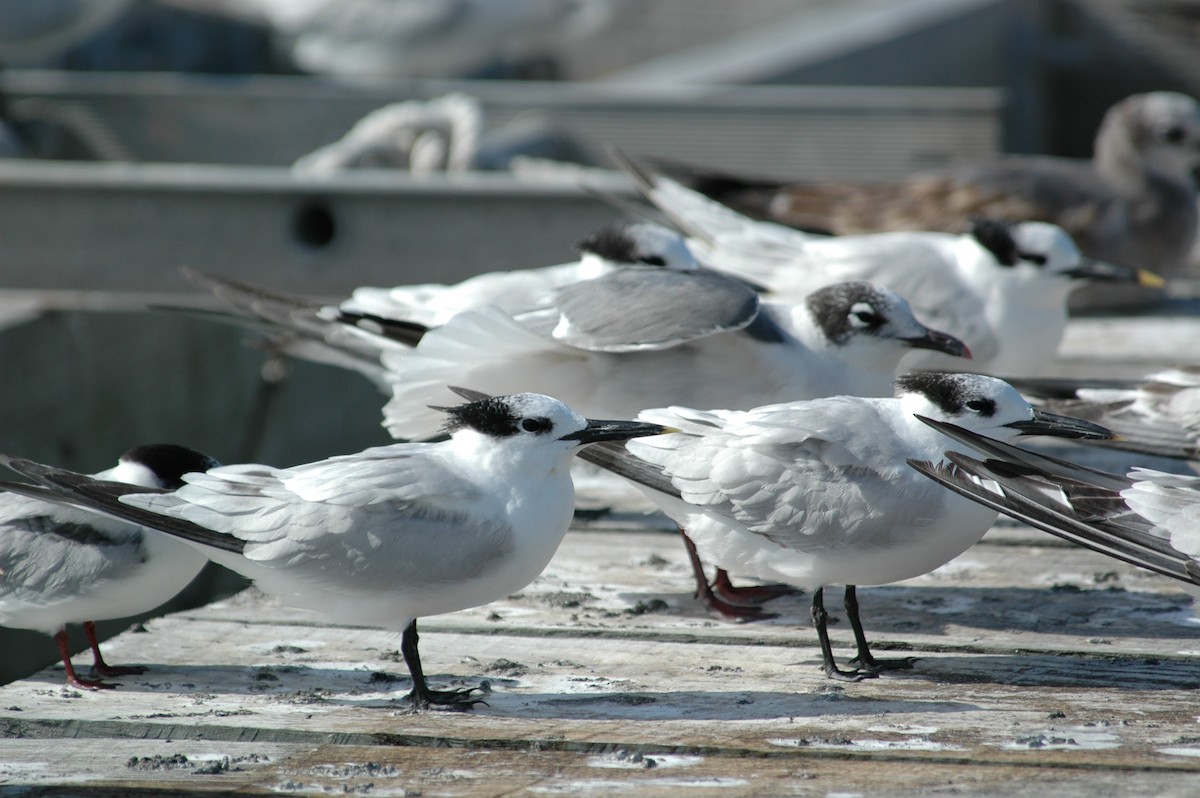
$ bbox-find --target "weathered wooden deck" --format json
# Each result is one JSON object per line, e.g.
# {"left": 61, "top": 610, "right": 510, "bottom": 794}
{"left": 4, "top": 491, "right": 1200, "bottom": 795}
{"left": 3, "top": 305, "right": 1200, "bottom": 795}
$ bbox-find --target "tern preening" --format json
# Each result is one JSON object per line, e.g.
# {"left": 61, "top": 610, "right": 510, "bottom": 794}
{"left": 0, "top": 444, "right": 220, "bottom": 689}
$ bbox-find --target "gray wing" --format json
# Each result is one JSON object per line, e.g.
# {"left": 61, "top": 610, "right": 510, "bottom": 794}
{"left": 127, "top": 447, "right": 515, "bottom": 592}
{"left": 521, "top": 267, "right": 760, "bottom": 353}
{"left": 0, "top": 491, "right": 148, "bottom": 603}
{"left": 621, "top": 400, "right": 920, "bottom": 550}
{"left": 180, "top": 268, "right": 423, "bottom": 378}
{"left": 907, "top": 420, "right": 1200, "bottom": 584}
{"left": 910, "top": 453, "right": 1200, "bottom": 587}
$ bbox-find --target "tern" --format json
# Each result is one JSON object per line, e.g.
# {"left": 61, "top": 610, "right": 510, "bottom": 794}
{"left": 578, "top": 372, "right": 1112, "bottom": 680}
{"left": 381, "top": 275, "right": 969, "bottom": 620}
{"left": 0, "top": 393, "right": 670, "bottom": 709}
{"left": 908, "top": 420, "right": 1200, "bottom": 593}
{"left": 647, "top": 91, "right": 1200, "bottom": 281}
{"left": 0, "top": 444, "right": 220, "bottom": 689}
{"left": 379, "top": 277, "right": 967, "bottom": 438}
{"left": 613, "top": 152, "right": 1162, "bottom": 375}
{"left": 182, "top": 221, "right": 701, "bottom": 388}
{"left": 196, "top": 261, "right": 968, "bottom": 620}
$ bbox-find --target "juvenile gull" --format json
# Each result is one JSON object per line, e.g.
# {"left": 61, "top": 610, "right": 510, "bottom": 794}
{"left": 650, "top": 92, "right": 1200, "bottom": 283}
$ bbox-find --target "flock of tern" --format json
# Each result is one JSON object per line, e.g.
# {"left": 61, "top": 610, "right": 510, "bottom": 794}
{"left": 3, "top": 90, "right": 1200, "bottom": 708}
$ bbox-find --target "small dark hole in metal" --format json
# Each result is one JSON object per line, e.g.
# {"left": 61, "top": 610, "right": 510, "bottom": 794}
{"left": 293, "top": 200, "right": 336, "bottom": 249}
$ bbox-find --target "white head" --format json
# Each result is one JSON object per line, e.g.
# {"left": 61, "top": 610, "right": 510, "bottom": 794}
{"left": 970, "top": 219, "right": 1156, "bottom": 286}
{"left": 438, "top": 391, "right": 670, "bottom": 462}
{"left": 574, "top": 222, "right": 700, "bottom": 277}
{"left": 805, "top": 281, "right": 969, "bottom": 366}
{"left": 896, "top": 372, "right": 1113, "bottom": 442}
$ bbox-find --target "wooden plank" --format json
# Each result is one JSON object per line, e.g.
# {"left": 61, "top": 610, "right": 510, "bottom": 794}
{"left": 3, "top": 518, "right": 1200, "bottom": 795}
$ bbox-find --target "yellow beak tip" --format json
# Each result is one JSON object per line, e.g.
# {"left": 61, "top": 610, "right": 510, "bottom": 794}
{"left": 1138, "top": 270, "right": 1166, "bottom": 288}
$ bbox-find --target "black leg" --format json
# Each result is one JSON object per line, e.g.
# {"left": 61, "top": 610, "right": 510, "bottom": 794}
{"left": 680, "top": 529, "right": 778, "bottom": 622}
{"left": 844, "top": 586, "right": 918, "bottom": 673}
{"left": 400, "top": 619, "right": 486, "bottom": 711}
{"left": 810, "top": 587, "right": 874, "bottom": 681}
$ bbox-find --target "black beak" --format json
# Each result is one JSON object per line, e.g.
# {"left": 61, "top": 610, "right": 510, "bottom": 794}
{"left": 1063, "top": 257, "right": 1164, "bottom": 287}
{"left": 561, "top": 419, "right": 677, "bottom": 445}
{"left": 1003, "top": 409, "right": 1114, "bottom": 440}
{"left": 903, "top": 328, "right": 972, "bottom": 359}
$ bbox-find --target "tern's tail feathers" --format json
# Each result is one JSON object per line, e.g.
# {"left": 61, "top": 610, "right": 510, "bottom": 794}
{"left": 910, "top": 454, "right": 1200, "bottom": 588}
{"left": 0, "top": 455, "right": 245, "bottom": 555}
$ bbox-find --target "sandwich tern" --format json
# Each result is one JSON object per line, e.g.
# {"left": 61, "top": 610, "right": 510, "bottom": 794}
{"left": 578, "top": 372, "right": 1112, "bottom": 680}
{"left": 182, "top": 220, "right": 701, "bottom": 387}
{"left": 0, "top": 393, "right": 670, "bottom": 709}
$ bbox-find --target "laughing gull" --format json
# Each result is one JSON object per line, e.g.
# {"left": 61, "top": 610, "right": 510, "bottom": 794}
{"left": 612, "top": 153, "right": 1162, "bottom": 375}
{"left": 0, "top": 444, "right": 219, "bottom": 689}
{"left": 649, "top": 92, "right": 1200, "bottom": 283}
{"left": 182, "top": 221, "right": 701, "bottom": 387}
{"left": 0, "top": 393, "right": 670, "bottom": 710}
{"left": 1007, "top": 367, "right": 1200, "bottom": 461}
{"left": 578, "top": 372, "right": 1112, "bottom": 680}
{"left": 908, "top": 421, "right": 1200, "bottom": 594}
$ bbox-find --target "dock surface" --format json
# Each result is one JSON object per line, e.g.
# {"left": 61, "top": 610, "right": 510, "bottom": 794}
{"left": 3, "top": 496, "right": 1200, "bottom": 796}
{"left": 3, "top": 303, "right": 1200, "bottom": 795}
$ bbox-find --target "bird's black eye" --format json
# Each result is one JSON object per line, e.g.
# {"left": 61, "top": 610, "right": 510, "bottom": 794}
{"left": 639, "top": 255, "right": 667, "bottom": 267}
{"left": 853, "top": 310, "right": 883, "bottom": 326}
{"left": 965, "top": 398, "right": 996, "bottom": 416}
{"left": 1017, "top": 251, "right": 1048, "bottom": 266}
{"left": 521, "top": 417, "right": 551, "bottom": 433}
{"left": 1165, "top": 125, "right": 1186, "bottom": 144}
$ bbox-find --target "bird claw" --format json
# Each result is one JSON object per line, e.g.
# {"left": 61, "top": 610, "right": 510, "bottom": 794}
{"left": 67, "top": 675, "right": 120, "bottom": 691}
{"left": 822, "top": 664, "right": 878, "bottom": 682}
{"left": 406, "top": 686, "right": 489, "bottom": 712}
{"left": 711, "top": 570, "right": 801, "bottom": 604}
{"left": 849, "top": 655, "right": 919, "bottom": 673}
{"left": 91, "top": 663, "right": 146, "bottom": 678}
{"left": 696, "top": 591, "right": 780, "bottom": 623}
